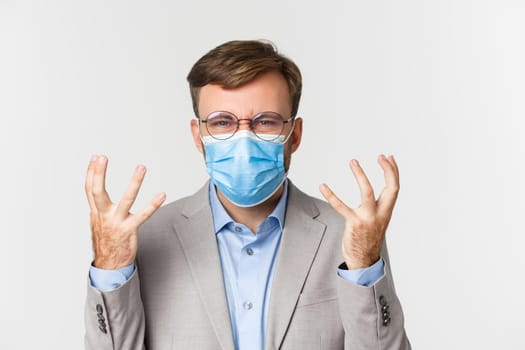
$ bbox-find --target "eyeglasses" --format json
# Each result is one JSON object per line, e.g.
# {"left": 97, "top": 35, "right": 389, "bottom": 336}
{"left": 199, "top": 111, "right": 295, "bottom": 143}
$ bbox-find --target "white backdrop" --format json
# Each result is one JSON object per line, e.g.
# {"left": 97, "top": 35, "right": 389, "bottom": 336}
{"left": 1, "top": 1, "right": 524, "bottom": 349}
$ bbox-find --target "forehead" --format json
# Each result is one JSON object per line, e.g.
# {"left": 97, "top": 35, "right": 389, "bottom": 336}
{"left": 198, "top": 71, "right": 292, "bottom": 118}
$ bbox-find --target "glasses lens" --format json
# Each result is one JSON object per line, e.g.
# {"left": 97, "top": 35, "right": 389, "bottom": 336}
{"left": 205, "top": 112, "right": 237, "bottom": 140}
{"left": 252, "top": 113, "right": 285, "bottom": 141}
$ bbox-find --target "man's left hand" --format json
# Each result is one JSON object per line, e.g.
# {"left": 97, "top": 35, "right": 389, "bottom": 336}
{"left": 320, "top": 154, "right": 400, "bottom": 270}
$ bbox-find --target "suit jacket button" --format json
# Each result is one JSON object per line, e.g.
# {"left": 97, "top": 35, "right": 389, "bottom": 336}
{"left": 383, "top": 316, "right": 391, "bottom": 326}
{"left": 96, "top": 304, "right": 103, "bottom": 314}
{"left": 98, "top": 319, "right": 106, "bottom": 326}
{"left": 99, "top": 325, "right": 107, "bottom": 334}
{"left": 379, "top": 295, "right": 387, "bottom": 306}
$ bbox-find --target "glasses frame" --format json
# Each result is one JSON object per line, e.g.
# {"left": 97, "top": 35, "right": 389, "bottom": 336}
{"left": 198, "top": 111, "right": 296, "bottom": 143}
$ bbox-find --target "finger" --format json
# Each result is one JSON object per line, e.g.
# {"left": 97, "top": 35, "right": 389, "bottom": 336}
{"left": 387, "top": 154, "right": 400, "bottom": 184}
{"left": 84, "top": 155, "right": 99, "bottom": 212}
{"left": 376, "top": 154, "right": 400, "bottom": 218}
{"left": 319, "top": 183, "right": 356, "bottom": 220}
{"left": 91, "top": 155, "right": 112, "bottom": 211}
{"left": 115, "top": 165, "right": 147, "bottom": 219}
{"left": 378, "top": 154, "right": 399, "bottom": 191}
{"left": 129, "top": 192, "right": 167, "bottom": 227}
{"left": 349, "top": 159, "right": 376, "bottom": 207}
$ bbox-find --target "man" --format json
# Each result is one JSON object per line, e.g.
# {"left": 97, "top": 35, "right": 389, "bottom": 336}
{"left": 84, "top": 40, "right": 411, "bottom": 350}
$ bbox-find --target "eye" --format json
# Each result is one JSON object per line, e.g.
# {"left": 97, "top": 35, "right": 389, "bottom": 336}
{"left": 207, "top": 114, "right": 236, "bottom": 129}
{"left": 252, "top": 114, "right": 283, "bottom": 130}
{"left": 258, "top": 119, "right": 277, "bottom": 126}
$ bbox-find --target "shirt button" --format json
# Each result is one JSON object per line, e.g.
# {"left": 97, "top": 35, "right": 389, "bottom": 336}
{"left": 243, "top": 301, "right": 253, "bottom": 310}
{"left": 235, "top": 226, "right": 242, "bottom": 232}
{"left": 246, "top": 248, "right": 254, "bottom": 256}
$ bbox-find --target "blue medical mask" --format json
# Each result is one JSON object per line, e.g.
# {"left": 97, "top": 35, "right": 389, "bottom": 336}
{"left": 203, "top": 130, "right": 286, "bottom": 207}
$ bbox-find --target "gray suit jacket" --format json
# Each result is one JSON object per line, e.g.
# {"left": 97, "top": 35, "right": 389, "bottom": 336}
{"left": 85, "top": 181, "right": 411, "bottom": 349}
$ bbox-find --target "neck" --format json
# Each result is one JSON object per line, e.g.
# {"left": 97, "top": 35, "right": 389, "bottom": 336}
{"left": 216, "top": 184, "right": 284, "bottom": 234}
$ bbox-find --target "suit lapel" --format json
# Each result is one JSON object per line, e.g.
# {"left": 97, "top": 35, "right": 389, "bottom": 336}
{"left": 265, "top": 183, "right": 327, "bottom": 350}
{"left": 173, "top": 183, "right": 235, "bottom": 350}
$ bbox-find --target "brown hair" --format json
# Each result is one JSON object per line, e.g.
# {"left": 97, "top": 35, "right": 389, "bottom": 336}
{"left": 186, "top": 40, "right": 302, "bottom": 118}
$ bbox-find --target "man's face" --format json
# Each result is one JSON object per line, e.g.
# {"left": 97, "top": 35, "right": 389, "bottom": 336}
{"left": 190, "top": 70, "right": 303, "bottom": 172}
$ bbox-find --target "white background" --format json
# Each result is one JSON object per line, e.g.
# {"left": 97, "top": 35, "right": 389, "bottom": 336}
{"left": 1, "top": 0, "right": 524, "bottom": 349}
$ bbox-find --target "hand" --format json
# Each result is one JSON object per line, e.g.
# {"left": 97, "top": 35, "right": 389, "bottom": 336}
{"left": 320, "top": 154, "right": 400, "bottom": 270}
{"left": 85, "top": 155, "right": 166, "bottom": 269}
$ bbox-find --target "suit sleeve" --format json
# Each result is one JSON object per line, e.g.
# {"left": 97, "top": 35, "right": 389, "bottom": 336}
{"left": 336, "top": 242, "right": 411, "bottom": 350}
{"left": 84, "top": 268, "right": 146, "bottom": 350}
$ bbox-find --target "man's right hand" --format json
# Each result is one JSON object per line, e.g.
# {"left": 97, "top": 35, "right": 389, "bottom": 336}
{"left": 85, "top": 155, "right": 166, "bottom": 270}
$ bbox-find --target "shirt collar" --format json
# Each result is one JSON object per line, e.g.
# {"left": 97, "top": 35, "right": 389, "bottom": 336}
{"left": 208, "top": 179, "right": 289, "bottom": 234}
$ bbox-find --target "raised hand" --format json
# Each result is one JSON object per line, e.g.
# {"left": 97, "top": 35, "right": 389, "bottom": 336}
{"left": 85, "top": 155, "right": 166, "bottom": 269}
{"left": 320, "top": 154, "right": 400, "bottom": 270}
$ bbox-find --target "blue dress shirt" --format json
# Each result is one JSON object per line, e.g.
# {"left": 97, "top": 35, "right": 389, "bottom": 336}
{"left": 89, "top": 180, "right": 385, "bottom": 350}
{"left": 210, "top": 180, "right": 286, "bottom": 350}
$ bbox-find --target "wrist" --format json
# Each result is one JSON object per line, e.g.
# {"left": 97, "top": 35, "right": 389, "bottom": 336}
{"left": 343, "top": 253, "right": 380, "bottom": 270}
{"left": 94, "top": 256, "right": 134, "bottom": 270}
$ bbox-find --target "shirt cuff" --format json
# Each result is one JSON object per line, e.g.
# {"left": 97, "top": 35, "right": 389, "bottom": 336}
{"left": 89, "top": 263, "right": 135, "bottom": 292}
{"left": 337, "top": 258, "right": 385, "bottom": 287}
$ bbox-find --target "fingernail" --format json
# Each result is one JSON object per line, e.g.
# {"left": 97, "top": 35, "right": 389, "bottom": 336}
{"left": 137, "top": 165, "right": 146, "bottom": 174}
{"left": 91, "top": 155, "right": 98, "bottom": 162}
{"left": 98, "top": 156, "right": 106, "bottom": 164}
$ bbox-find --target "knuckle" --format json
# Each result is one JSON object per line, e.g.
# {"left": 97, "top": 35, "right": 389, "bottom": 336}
{"left": 352, "top": 217, "right": 376, "bottom": 232}
{"left": 119, "top": 196, "right": 133, "bottom": 207}
{"left": 362, "top": 189, "right": 374, "bottom": 199}
{"left": 137, "top": 209, "right": 152, "bottom": 223}
{"left": 92, "top": 188, "right": 107, "bottom": 198}
{"left": 330, "top": 198, "right": 343, "bottom": 209}
{"left": 353, "top": 220, "right": 367, "bottom": 232}
{"left": 387, "top": 186, "right": 400, "bottom": 195}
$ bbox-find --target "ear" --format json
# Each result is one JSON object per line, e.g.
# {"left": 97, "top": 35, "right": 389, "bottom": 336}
{"left": 290, "top": 117, "right": 303, "bottom": 153}
{"left": 190, "top": 119, "right": 204, "bottom": 154}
